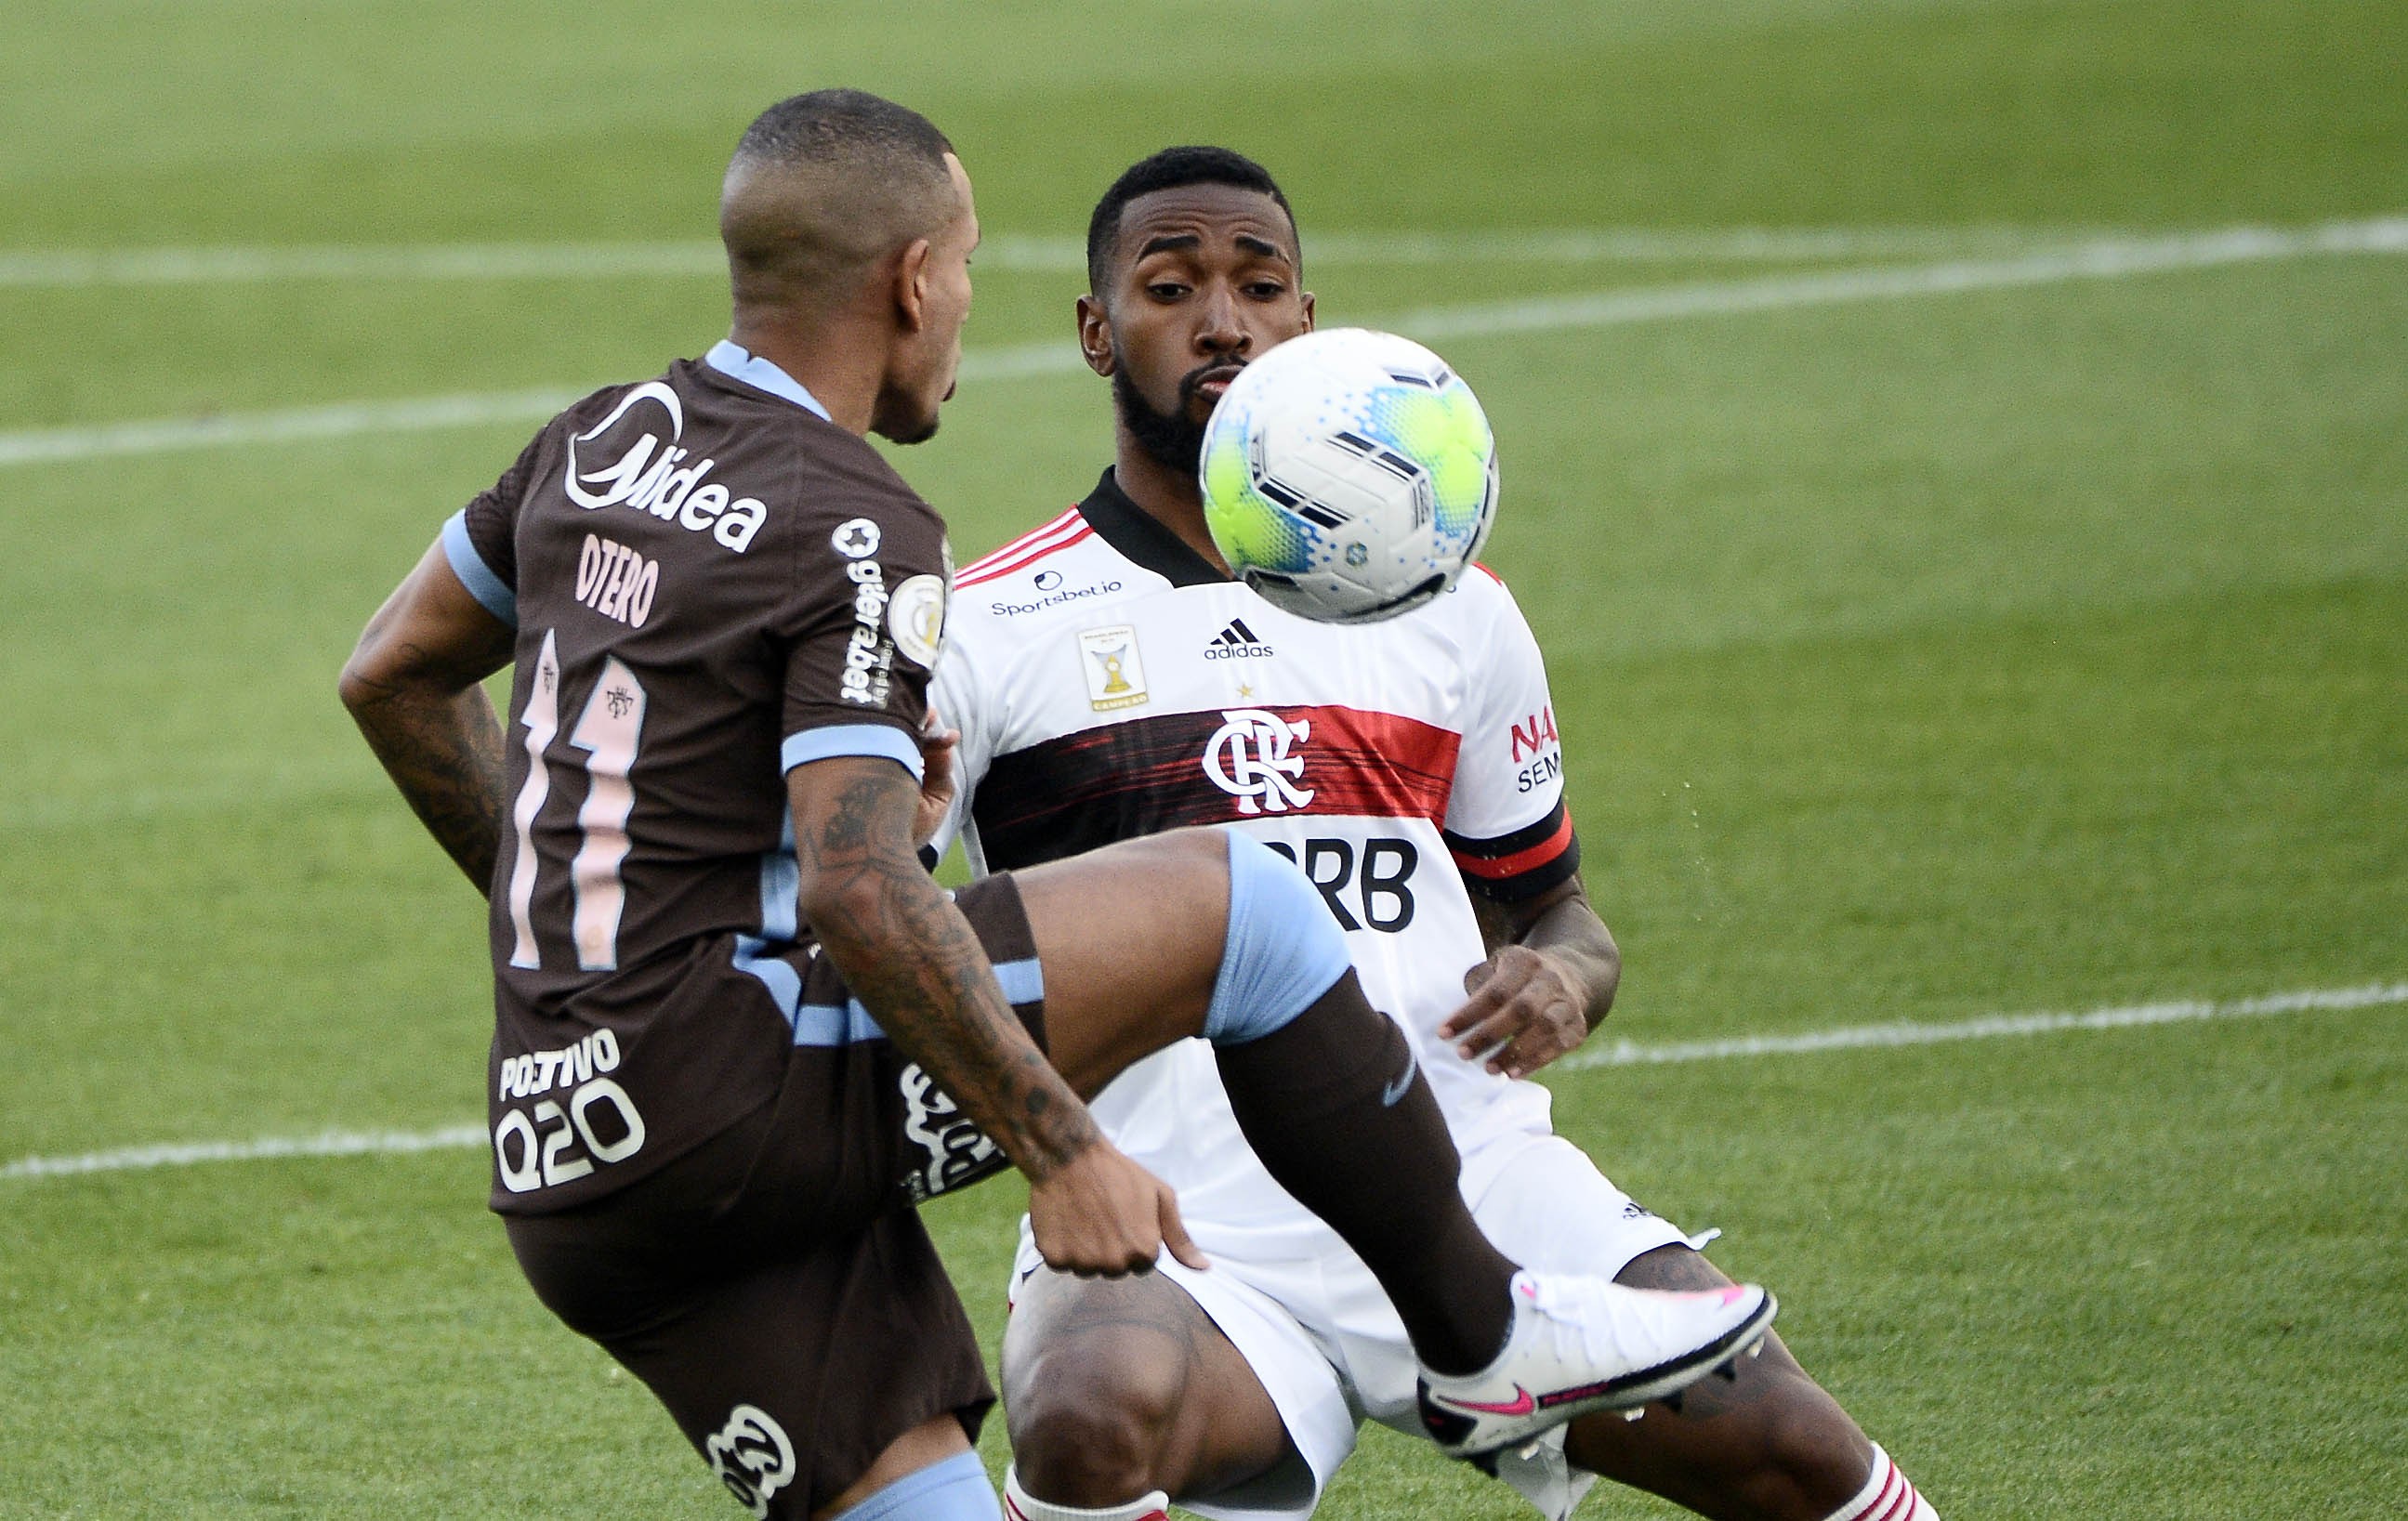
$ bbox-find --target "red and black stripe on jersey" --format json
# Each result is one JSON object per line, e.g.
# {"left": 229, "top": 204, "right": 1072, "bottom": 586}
{"left": 972, "top": 702, "right": 1580, "bottom": 900}
{"left": 973, "top": 704, "right": 1455, "bottom": 869}
{"left": 1442, "top": 799, "right": 1581, "bottom": 903}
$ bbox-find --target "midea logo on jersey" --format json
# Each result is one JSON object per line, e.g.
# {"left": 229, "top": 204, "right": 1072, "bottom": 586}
{"left": 1204, "top": 708, "right": 1315, "bottom": 815}
{"left": 564, "top": 382, "right": 770, "bottom": 553}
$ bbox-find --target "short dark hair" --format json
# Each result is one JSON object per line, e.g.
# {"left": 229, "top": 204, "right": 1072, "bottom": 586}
{"left": 1086, "top": 146, "right": 1298, "bottom": 293}
{"left": 721, "top": 90, "right": 960, "bottom": 316}
{"left": 732, "top": 88, "right": 953, "bottom": 174}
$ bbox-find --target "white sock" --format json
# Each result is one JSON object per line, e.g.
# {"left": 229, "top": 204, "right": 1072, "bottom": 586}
{"left": 1002, "top": 1464, "right": 1169, "bottom": 1521}
{"left": 1822, "top": 1445, "right": 1937, "bottom": 1521}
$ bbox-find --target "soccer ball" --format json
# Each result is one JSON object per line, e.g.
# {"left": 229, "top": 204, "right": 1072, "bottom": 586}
{"left": 1200, "top": 327, "right": 1499, "bottom": 624}
{"left": 1200, "top": 329, "right": 1498, "bottom": 624}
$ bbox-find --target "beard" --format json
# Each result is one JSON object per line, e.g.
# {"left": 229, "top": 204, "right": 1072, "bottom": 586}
{"left": 1113, "top": 361, "right": 1224, "bottom": 474}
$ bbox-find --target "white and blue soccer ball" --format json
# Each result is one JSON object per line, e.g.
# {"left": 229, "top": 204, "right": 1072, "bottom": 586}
{"left": 1200, "top": 327, "right": 1499, "bottom": 624}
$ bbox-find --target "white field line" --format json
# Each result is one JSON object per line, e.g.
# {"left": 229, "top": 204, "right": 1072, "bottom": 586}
{"left": 1552, "top": 979, "right": 2408, "bottom": 1071}
{"left": 3, "top": 216, "right": 2401, "bottom": 473}
{"left": 6, "top": 980, "right": 2401, "bottom": 1183}
{"left": 0, "top": 226, "right": 2101, "bottom": 289}
{"left": 0, "top": 342, "right": 1072, "bottom": 468}
{"left": 0, "top": 387, "right": 598, "bottom": 468}
{"left": 3, "top": 1125, "right": 490, "bottom": 1181}
{"left": 1393, "top": 215, "right": 2408, "bottom": 341}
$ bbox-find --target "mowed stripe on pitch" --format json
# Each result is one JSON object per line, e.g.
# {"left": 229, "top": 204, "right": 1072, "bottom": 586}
{"left": 6, "top": 980, "right": 2401, "bottom": 1181}
{"left": 2, "top": 216, "right": 2401, "bottom": 471}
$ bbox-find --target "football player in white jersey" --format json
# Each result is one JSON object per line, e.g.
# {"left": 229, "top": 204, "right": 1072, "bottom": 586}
{"left": 927, "top": 148, "right": 1939, "bottom": 1521}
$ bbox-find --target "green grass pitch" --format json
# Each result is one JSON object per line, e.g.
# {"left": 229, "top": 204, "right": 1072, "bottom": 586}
{"left": 3, "top": 1, "right": 2403, "bottom": 1515}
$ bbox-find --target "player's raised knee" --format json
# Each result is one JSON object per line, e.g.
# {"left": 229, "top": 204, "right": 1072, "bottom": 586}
{"left": 1005, "top": 1343, "right": 1186, "bottom": 1504}
{"left": 1202, "top": 828, "right": 1352, "bottom": 1045}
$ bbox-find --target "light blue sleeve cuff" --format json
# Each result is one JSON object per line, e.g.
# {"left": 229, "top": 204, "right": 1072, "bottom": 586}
{"left": 441, "top": 510, "right": 517, "bottom": 626}
{"left": 781, "top": 723, "right": 926, "bottom": 782}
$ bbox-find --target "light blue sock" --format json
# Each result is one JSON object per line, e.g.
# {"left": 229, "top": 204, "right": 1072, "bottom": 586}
{"left": 830, "top": 1449, "right": 1000, "bottom": 1521}
{"left": 1201, "top": 829, "right": 1355, "bottom": 1045}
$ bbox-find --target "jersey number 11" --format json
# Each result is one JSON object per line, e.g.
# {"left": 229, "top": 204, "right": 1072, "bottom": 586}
{"left": 506, "top": 630, "right": 650, "bottom": 972}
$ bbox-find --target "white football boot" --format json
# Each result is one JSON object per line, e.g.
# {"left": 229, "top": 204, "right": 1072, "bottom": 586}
{"left": 1416, "top": 1272, "right": 1777, "bottom": 1459}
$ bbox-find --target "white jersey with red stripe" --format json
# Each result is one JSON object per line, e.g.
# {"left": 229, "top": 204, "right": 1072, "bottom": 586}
{"left": 932, "top": 470, "right": 1581, "bottom": 1259}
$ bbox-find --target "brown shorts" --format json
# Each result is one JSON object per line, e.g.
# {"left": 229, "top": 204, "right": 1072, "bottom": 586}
{"left": 504, "top": 873, "right": 1044, "bottom": 1518}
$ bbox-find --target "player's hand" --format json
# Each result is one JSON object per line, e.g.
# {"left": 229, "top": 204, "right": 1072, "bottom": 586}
{"left": 1026, "top": 1139, "right": 1209, "bottom": 1277}
{"left": 1439, "top": 944, "right": 1591, "bottom": 1079}
{"left": 911, "top": 706, "right": 960, "bottom": 849}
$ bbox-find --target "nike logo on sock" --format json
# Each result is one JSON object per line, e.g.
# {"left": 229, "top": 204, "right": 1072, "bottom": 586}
{"left": 1381, "top": 1047, "right": 1419, "bottom": 1106}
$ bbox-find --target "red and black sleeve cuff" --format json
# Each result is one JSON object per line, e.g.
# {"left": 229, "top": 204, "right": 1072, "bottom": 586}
{"left": 1444, "top": 801, "right": 1581, "bottom": 903}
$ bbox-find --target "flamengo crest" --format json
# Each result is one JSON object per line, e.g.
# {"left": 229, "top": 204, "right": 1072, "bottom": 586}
{"left": 1204, "top": 708, "right": 1315, "bottom": 815}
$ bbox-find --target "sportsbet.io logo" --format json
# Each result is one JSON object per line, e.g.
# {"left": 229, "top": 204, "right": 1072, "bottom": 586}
{"left": 705, "top": 1403, "right": 797, "bottom": 1519}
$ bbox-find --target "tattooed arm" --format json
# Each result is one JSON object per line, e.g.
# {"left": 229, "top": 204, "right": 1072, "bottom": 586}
{"left": 790, "top": 754, "right": 1201, "bottom": 1274}
{"left": 340, "top": 539, "right": 516, "bottom": 895}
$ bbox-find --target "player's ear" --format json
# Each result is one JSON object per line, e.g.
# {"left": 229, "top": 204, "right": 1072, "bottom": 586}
{"left": 1075, "top": 294, "right": 1115, "bottom": 377}
{"left": 1299, "top": 291, "right": 1316, "bottom": 333}
{"left": 893, "top": 237, "right": 934, "bottom": 334}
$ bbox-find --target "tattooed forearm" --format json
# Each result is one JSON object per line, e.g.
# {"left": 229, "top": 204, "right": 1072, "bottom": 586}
{"left": 798, "top": 760, "right": 1099, "bottom": 1179}
{"left": 341, "top": 540, "right": 515, "bottom": 895}
{"left": 345, "top": 670, "right": 507, "bottom": 894}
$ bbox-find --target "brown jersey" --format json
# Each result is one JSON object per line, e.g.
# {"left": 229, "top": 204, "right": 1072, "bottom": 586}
{"left": 445, "top": 346, "right": 953, "bottom": 1213}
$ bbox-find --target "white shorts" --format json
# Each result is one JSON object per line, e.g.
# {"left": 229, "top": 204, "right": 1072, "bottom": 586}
{"left": 1007, "top": 1133, "right": 1703, "bottom": 1521}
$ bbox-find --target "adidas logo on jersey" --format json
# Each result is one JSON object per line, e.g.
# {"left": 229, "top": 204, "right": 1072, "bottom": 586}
{"left": 1203, "top": 618, "right": 1275, "bottom": 660}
